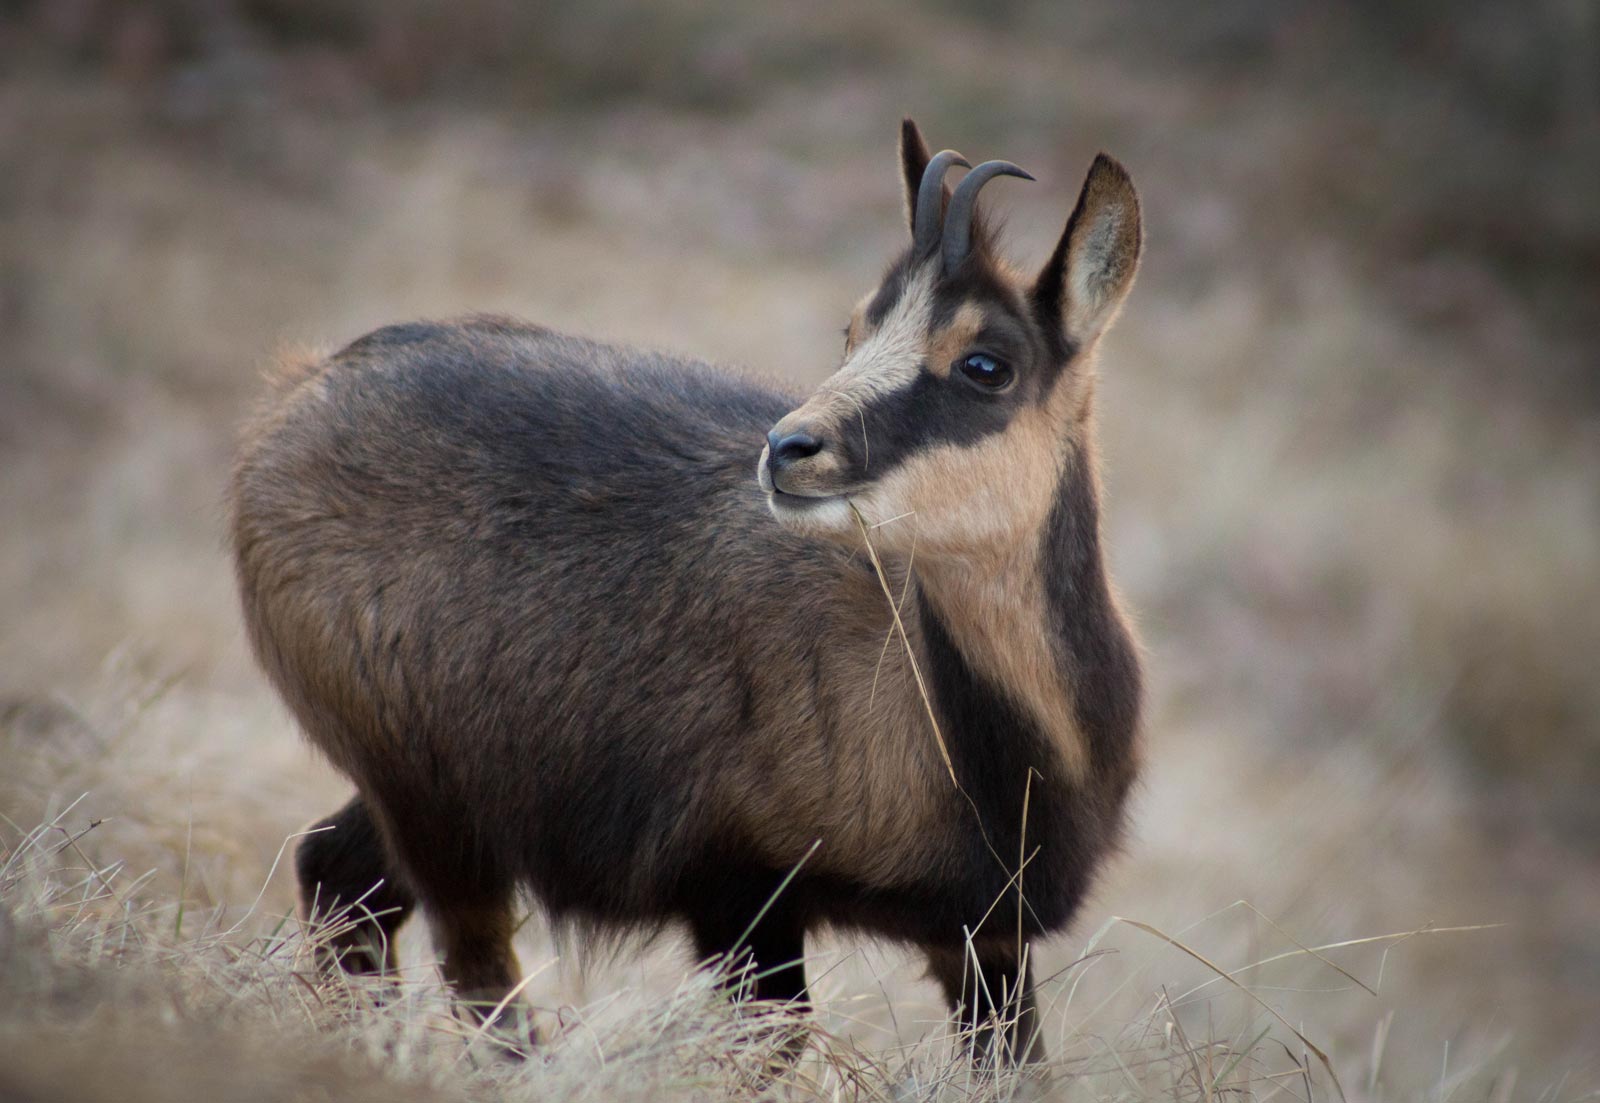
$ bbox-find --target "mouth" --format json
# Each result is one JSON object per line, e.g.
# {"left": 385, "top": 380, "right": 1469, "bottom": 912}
{"left": 764, "top": 486, "right": 854, "bottom": 531}
{"left": 756, "top": 444, "right": 855, "bottom": 528}
{"left": 768, "top": 486, "right": 845, "bottom": 512}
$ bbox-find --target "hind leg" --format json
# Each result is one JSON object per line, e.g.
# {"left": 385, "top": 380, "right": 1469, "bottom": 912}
{"left": 296, "top": 794, "right": 416, "bottom": 979}
{"left": 427, "top": 889, "right": 526, "bottom": 1031}
{"left": 361, "top": 797, "right": 531, "bottom": 1039}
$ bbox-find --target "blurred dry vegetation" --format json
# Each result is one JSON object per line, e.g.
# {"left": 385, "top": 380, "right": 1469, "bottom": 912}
{"left": 1, "top": 1, "right": 1598, "bottom": 1099}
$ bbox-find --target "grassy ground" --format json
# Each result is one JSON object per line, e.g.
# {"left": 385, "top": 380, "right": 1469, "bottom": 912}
{"left": 2, "top": 1, "right": 1597, "bottom": 1098}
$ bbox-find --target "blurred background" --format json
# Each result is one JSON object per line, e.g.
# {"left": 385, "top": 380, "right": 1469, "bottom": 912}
{"left": 2, "top": 0, "right": 1597, "bottom": 1095}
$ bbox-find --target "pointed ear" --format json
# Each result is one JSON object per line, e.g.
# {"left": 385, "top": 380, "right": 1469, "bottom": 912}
{"left": 899, "top": 117, "right": 934, "bottom": 236}
{"left": 1031, "top": 153, "right": 1142, "bottom": 350}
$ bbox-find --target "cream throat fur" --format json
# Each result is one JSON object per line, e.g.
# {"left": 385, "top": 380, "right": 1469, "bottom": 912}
{"left": 899, "top": 516, "right": 1091, "bottom": 783}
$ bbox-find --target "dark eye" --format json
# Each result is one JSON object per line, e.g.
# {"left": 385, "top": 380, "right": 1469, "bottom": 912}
{"left": 958, "top": 353, "right": 1013, "bottom": 390}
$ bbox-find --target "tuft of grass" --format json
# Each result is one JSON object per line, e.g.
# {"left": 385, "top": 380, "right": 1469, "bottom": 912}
{"left": 0, "top": 799, "right": 1553, "bottom": 1103}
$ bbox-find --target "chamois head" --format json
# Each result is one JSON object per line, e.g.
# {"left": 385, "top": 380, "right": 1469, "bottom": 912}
{"left": 759, "top": 119, "right": 1142, "bottom": 558}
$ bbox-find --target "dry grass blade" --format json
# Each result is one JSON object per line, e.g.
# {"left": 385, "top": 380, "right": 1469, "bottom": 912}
{"left": 454, "top": 958, "right": 557, "bottom": 1063}
{"left": 847, "top": 503, "right": 1043, "bottom": 933}
{"left": 1174, "top": 922, "right": 1507, "bottom": 1006}
{"left": 1113, "top": 916, "right": 1348, "bottom": 1103}
{"left": 1016, "top": 768, "right": 1031, "bottom": 965}
{"left": 869, "top": 530, "right": 917, "bottom": 713}
{"left": 1160, "top": 986, "right": 1213, "bottom": 1103}
{"left": 849, "top": 502, "right": 955, "bottom": 784}
{"left": 1231, "top": 900, "right": 1376, "bottom": 997}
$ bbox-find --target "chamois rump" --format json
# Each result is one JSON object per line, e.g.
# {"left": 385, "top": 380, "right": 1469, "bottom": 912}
{"left": 230, "top": 119, "right": 1144, "bottom": 1064}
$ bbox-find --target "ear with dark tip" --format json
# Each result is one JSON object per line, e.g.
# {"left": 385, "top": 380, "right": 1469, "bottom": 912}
{"left": 900, "top": 118, "right": 933, "bottom": 235}
{"left": 1031, "top": 153, "right": 1143, "bottom": 352}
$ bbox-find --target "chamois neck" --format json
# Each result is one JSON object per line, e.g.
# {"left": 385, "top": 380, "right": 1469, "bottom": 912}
{"left": 905, "top": 482, "right": 1096, "bottom": 781}
{"left": 891, "top": 445, "right": 1138, "bottom": 789}
{"left": 911, "top": 542, "right": 1055, "bottom": 672}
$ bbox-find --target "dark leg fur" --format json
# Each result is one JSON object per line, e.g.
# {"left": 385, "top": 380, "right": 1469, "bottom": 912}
{"left": 428, "top": 892, "right": 525, "bottom": 1027}
{"left": 686, "top": 866, "right": 810, "bottom": 1007}
{"left": 927, "top": 941, "right": 1045, "bottom": 1068}
{"left": 306, "top": 790, "right": 531, "bottom": 1048}
{"left": 352, "top": 788, "right": 531, "bottom": 1043}
{"left": 687, "top": 872, "right": 811, "bottom": 1069}
{"left": 295, "top": 795, "right": 416, "bottom": 979}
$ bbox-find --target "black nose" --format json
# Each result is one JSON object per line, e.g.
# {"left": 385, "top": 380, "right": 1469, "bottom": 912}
{"left": 767, "top": 430, "right": 824, "bottom": 470}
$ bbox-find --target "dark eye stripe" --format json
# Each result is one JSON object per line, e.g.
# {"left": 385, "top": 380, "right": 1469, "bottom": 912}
{"left": 830, "top": 369, "right": 1019, "bottom": 478}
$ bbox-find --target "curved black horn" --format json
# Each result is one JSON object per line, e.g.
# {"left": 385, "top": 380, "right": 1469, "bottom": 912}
{"left": 941, "top": 159, "right": 1034, "bottom": 272}
{"left": 913, "top": 149, "right": 971, "bottom": 258}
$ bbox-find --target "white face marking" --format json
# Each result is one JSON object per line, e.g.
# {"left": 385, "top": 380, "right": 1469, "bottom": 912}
{"left": 756, "top": 446, "right": 774, "bottom": 494}
{"left": 760, "top": 263, "right": 940, "bottom": 507}
{"left": 760, "top": 261, "right": 1030, "bottom": 539}
{"left": 816, "top": 266, "right": 936, "bottom": 406}
{"left": 766, "top": 494, "right": 854, "bottom": 534}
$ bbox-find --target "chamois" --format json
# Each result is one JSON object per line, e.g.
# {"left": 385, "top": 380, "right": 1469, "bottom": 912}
{"left": 230, "top": 119, "right": 1144, "bottom": 1065}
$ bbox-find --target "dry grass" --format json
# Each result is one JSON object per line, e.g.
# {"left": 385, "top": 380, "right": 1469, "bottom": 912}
{"left": 2, "top": 0, "right": 1597, "bottom": 1098}
{"left": 0, "top": 782, "right": 1517, "bottom": 1103}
